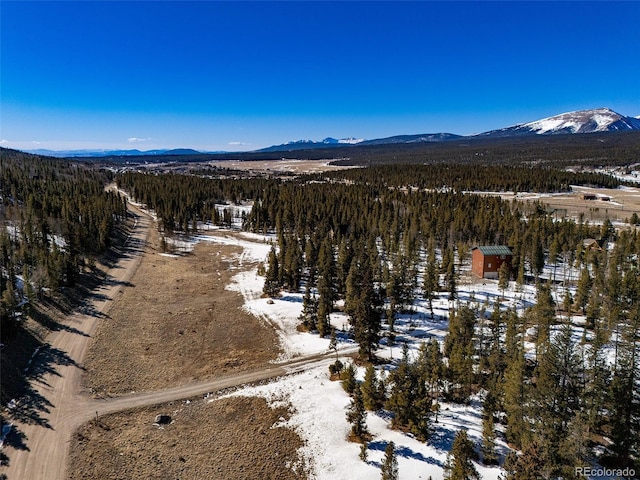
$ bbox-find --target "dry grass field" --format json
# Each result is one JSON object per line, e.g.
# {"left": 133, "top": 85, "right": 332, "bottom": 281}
{"left": 208, "top": 158, "right": 355, "bottom": 174}
{"left": 68, "top": 396, "right": 307, "bottom": 480}
{"left": 486, "top": 185, "right": 640, "bottom": 223}
{"left": 82, "top": 226, "right": 280, "bottom": 396}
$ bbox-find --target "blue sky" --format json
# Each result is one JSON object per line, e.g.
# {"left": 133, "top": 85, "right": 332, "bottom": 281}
{"left": 2, "top": 1, "right": 639, "bottom": 152}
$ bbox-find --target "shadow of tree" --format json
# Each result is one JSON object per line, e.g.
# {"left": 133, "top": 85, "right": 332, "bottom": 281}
{"left": 28, "top": 304, "right": 90, "bottom": 337}
{"left": 368, "top": 439, "right": 443, "bottom": 466}
{"left": 1, "top": 325, "right": 85, "bottom": 459}
{"left": 428, "top": 425, "right": 456, "bottom": 452}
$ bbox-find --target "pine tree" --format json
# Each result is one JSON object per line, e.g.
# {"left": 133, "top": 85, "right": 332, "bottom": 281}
{"left": 423, "top": 243, "right": 439, "bottom": 317}
{"left": 283, "top": 234, "right": 303, "bottom": 291}
{"left": 532, "top": 320, "right": 585, "bottom": 474}
{"left": 530, "top": 282, "right": 555, "bottom": 354}
{"left": 575, "top": 267, "right": 592, "bottom": 314}
{"left": 583, "top": 327, "right": 610, "bottom": 436}
{"left": 417, "top": 339, "right": 444, "bottom": 409}
{"left": 342, "top": 362, "right": 357, "bottom": 395}
{"left": 481, "top": 391, "right": 498, "bottom": 465}
{"left": 263, "top": 246, "right": 280, "bottom": 298}
{"left": 531, "top": 231, "right": 545, "bottom": 276}
{"left": 381, "top": 441, "right": 399, "bottom": 480}
{"left": 316, "top": 273, "right": 332, "bottom": 337}
{"left": 299, "top": 282, "right": 318, "bottom": 331}
{"left": 503, "top": 343, "right": 527, "bottom": 448}
{"left": 361, "top": 364, "right": 382, "bottom": 411}
{"left": 336, "top": 237, "right": 352, "bottom": 297}
{"left": 386, "top": 345, "right": 432, "bottom": 441}
{"left": 386, "top": 347, "right": 414, "bottom": 428}
{"left": 443, "top": 430, "right": 479, "bottom": 480}
{"left": 316, "top": 237, "right": 335, "bottom": 337}
{"left": 501, "top": 442, "right": 545, "bottom": 480}
{"left": 350, "top": 259, "right": 381, "bottom": 361}
{"left": 608, "top": 306, "right": 639, "bottom": 461}
{"left": 445, "top": 247, "right": 457, "bottom": 301}
{"left": 498, "top": 261, "right": 510, "bottom": 298}
{"left": 346, "top": 384, "right": 369, "bottom": 442}
{"left": 444, "top": 306, "right": 476, "bottom": 402}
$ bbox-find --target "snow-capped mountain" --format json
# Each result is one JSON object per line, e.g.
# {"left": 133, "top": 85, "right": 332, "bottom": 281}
{"left": 283, "top": 137, "right": 364, "bottom": 146}
{"left": 257, "top": 133, "right": 460, "bottom": 152}
{"left": 258, "top": 137, "right": 365, "bottom": 152}
{"left": 478, "top": 108, "right": 640, "bottom": 138}
{"left": 338, "top": 137, "right": 365, "bottom": 144}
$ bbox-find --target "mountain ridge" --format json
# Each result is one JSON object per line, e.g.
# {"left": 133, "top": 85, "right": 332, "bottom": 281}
{"left": 22, "top": 108, "right": 640, "bottom": 157}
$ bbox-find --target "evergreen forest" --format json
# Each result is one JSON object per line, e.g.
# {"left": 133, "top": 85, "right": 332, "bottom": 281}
{"left": 1, "top": 145, "right": 638, "bottom": 477}
{"left": 0, "top": 148, "right": 127, "bottom": 342}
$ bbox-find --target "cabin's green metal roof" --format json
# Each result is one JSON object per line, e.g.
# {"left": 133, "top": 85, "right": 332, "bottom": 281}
{"left": 474, "top": 246, "right": 513, "bottom": 256}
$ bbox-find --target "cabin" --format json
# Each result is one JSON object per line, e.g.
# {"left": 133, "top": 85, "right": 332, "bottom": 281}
{"left": 581, "top": 193, "right": 597, "bottom": 200}
{"left": 471, "top": 246, "right": 513, "bottom": 279}
{"left": 582, "top": 238, "right": 606, "bottom": 251}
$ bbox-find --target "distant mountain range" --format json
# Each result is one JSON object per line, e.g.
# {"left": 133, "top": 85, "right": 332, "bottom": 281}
{"left": 256, "top": 137, "right": 365, "bottom": 153}
{"left": 25, "top": 108, "right": 640, "bottom": 157}
{"left": 27, "top": 148, "right": 208, "bottom": 158}
{"left": 255, "top": 108, "right": 640, "bottom": 152}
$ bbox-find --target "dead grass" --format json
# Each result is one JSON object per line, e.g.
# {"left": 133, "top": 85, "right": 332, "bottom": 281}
{"left": 69, "top": 226, "right": 311, "bottom": 480}
{"left": 82, "top": 227, "right": 281, "bottom": 396}
{"left": 68, "top": 396, "right": 307, "bottom": 480}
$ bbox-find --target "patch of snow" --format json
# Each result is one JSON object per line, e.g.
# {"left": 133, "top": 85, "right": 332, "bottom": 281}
{"left": 339, "top": 137, "right": 365, "bottom": 144}
{"left": 222, "top": 366, "right": 506, "bottom": 480}
{"left": 0, "top": 422, "right": 13, "bottom": 449}
{"left": 522, "top": 108, "right": 621, "bottom": 134}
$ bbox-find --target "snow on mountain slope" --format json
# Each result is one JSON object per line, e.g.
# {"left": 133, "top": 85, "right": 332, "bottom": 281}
{"left": 524, "top": 108, "right": 619, "bottom": 134}
{"left": 479, "top": 108, "right": 640, "bottom": 137}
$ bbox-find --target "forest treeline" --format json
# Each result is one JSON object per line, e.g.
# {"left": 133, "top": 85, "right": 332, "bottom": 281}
{"left": 0, "top": 148, "right": 127, "bottom": 340}
{"left": 319, "top": 163, "right": 621, "bottom": 192}
{"left": 116, "top": 171, "right": 274, "bottom": 233}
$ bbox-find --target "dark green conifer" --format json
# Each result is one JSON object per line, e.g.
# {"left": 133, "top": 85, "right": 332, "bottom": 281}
{"left": 380, "top": 441, "right": 399, "bottom": 480}
{"left": 443, "top": 430, "right": 479, "bottom": 480}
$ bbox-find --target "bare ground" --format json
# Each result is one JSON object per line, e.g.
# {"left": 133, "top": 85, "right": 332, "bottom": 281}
{"left": 82, "top": 226, "right": 281, "bottom": 396}
{"left": 68, "top": 395, "right": 307, "bottom": 480}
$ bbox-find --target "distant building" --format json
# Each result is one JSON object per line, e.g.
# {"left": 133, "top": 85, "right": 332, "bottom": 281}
{"left": 471, "top": 246, "right": 513, "bottom": 279}
{"left": 581, "top": 193, "right": 597, "bottom": 200}
{"left": 582, "top": 238, "right": 605, "bottom": 251}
